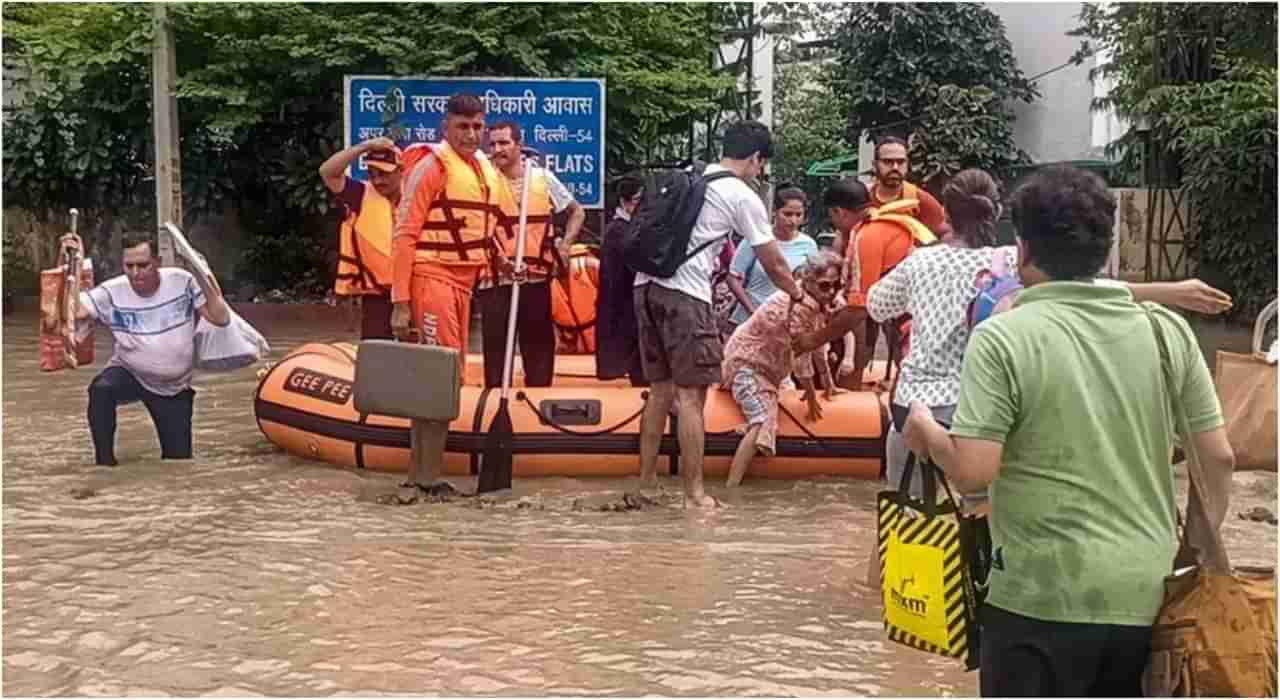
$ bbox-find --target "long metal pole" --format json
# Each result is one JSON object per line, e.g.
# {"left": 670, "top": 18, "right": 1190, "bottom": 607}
{"left": 152, "top": 3, "right": 181, "bottom": 266}
{"left": 705, "top": 4, "right": 716, "bottom": 162}
{"left": 745, "top": 3, "right": 754, "bottom": 120}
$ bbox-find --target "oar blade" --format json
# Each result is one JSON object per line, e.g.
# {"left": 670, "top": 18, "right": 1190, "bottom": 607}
{"left": 478, "top": 399, "right": 514, "bottom": 493}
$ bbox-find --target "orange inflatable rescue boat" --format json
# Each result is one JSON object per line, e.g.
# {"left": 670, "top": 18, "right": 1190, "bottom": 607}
{"left": 255, "top": 343, "right": 888, "bottom": 480}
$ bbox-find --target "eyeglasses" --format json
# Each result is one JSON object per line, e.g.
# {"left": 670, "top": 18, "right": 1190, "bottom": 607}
{"left": 814, "top": 280, "right": 841, "bottom": 293}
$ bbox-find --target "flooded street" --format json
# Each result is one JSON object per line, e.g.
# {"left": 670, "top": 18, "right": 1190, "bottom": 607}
{"left": 4, "top": 308, "right": 1275, "bottom": 696}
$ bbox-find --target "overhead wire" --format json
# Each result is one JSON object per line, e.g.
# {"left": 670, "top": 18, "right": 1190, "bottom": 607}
{"left": 854, "top": 51, "right": 1102, "bottom": 137}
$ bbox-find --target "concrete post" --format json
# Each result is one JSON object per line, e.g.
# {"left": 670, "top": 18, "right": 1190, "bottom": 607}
{"left": 152, "top": 3, "right": 181, "bottom": 266}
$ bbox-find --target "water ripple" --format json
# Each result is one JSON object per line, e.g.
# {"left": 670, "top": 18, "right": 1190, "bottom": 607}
{"left": 2, "top": 314, "right": 988, "bottom": 695}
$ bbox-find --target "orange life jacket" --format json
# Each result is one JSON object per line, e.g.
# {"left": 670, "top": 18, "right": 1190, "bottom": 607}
{"left": 410, "top": 141, "right": 501, "bottom": 266}
{"left": 550, "top": 244, "right": 599, "bottom": 354}
{"left": 873, "top": 181, "right": 923, "bottom": 216}
{"left": 335, "top": 184, "right": 395, "bottom": 296}
{"left": 868, "top": 198, "right": 936, "bottom": 246}
{"left": 482, "top": 163, "right": 558, "bottom": 285}
{"left": 843, "top": 199, "right": 936, "bottom": 296}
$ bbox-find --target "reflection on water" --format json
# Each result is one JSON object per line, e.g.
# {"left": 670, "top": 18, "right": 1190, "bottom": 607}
{"left": 2, "top": 312, "right": 965, "bottom": 695}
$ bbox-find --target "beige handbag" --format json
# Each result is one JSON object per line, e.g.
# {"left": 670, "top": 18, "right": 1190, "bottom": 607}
{"left": 1141, "top": 307, "right": 1277, "bottom": 698}
{"left": 1215, "top": 299, "right": 1277, "bottom": 471}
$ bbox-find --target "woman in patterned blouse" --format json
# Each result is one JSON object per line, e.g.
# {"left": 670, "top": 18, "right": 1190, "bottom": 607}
{"left": 866, "top": 169, "right": 1008, "bottom": 507}
{"left": 721, "top": 250, "right": 845, "bottom": 487}
{"left": 867, "top": 168, "right": 1234, "bottom": 509}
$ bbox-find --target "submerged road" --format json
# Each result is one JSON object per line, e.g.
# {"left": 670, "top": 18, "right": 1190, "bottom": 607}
{"left": 4, "top": 308, "right": 1274, "bottom": 696}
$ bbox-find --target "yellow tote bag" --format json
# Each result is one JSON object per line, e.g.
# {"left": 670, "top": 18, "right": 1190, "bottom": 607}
{"left": 878, "top": 454, "right": 982, "bottom": 668}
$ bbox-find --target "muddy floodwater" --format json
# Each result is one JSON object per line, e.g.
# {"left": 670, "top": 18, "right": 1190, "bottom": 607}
{"left": 4, "top": 308, "right": 1276, "bottom": 696}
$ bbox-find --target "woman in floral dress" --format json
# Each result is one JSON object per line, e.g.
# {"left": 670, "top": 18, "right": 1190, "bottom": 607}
{"left": 721, "top": 250, "right": 846, "bottom": 487}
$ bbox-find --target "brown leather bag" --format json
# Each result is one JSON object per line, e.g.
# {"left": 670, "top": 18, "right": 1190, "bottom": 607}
{"left": 1215, "top": 298, "right": 1277, "bottom": 471}
{"left": 1141, "top": 307, "right": 1278, "bottom": 698}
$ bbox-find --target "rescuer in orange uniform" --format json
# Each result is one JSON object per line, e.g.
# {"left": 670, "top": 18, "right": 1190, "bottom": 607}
{"left": 831, "top": 135, "right": 946, "bottom": 255}
{"left": 390, "top": 93, "right": 503, "bottom": 376}
{"left": 319, "top": 136, "right": 401, "bottom": 339}
{"left": 479, "top": 120, "right": 586, "bottom": 387}
{"left": 827, "top": 136, "right": 944, "bottom": 388}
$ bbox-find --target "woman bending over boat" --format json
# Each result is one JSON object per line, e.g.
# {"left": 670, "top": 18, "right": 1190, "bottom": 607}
{"left": 721, "top": 250, "right": 846, "bottom": 487}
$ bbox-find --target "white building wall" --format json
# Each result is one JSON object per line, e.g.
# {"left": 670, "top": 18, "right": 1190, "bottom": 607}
{"left": 847, "top": 3, "right": 1124, "bottom": 175}
{"left": 1091, "top": 46, "right": 1130, "bottom": 153}
{"left": 987, "top": 2, "right": 1098, "bottom": 164}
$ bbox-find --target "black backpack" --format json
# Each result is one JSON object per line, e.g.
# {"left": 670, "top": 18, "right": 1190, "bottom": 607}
{"left": 622, "top": 166, "right": 737, "bottom": 278}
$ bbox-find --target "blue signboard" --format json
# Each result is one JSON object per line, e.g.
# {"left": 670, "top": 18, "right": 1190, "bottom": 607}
{"left": 344, "top": 76, "right": 606, "bottom": 208}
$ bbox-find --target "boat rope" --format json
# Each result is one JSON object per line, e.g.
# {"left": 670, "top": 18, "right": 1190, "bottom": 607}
{"left": 776, "top": 402, "right": 838, "bottom": 454}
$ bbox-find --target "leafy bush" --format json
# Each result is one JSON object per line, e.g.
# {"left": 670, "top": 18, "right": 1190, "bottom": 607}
{"left": 237, "top": 227, "right": 334, "bottom": 301}
{"left": 824, "top": 3, "right": 1037, "bottom": 190}
{"left": 1073, "top": 3, "right": 1278, "bottom": 318}
{"left": 771, "top": 59, "right": 849, "bottom": 234}
{"left": 1147, "top": 65, "right": 1277, "bottom": 318}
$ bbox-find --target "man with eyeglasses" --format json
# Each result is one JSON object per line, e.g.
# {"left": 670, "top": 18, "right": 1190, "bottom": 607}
{"left": 866, "top": 135, "right": 946, "bottom": 234}
{"left": 796, "top": 176, "right": 927, "bottom": 390}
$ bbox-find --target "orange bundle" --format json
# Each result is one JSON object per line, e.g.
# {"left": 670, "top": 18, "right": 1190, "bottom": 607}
{"left": 38, "top": 253, "right": 95, "bottom": 372}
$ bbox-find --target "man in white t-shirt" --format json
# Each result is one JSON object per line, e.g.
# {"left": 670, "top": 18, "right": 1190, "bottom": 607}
{"left": 61, "top": 233, "right": 230, "bottom": 466}
{"left": 632, "top": 120, "right": 803, "bottom": 508}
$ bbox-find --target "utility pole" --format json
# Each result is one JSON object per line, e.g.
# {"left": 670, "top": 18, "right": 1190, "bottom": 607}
{"left": 704, "top": 2, "right": 763, "bottom": 162}
{"left": 152, "top": 3, "right": 181, "bottom": 266}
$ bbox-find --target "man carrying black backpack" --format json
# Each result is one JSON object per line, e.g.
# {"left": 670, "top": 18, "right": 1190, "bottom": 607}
{"left": 627, "top": 120, "right": 802, "bottom": 508}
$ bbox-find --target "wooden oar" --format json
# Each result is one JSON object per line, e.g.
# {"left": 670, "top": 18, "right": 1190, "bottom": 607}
{"left": 478, "top": 156, "right": 533, "bottom": 494}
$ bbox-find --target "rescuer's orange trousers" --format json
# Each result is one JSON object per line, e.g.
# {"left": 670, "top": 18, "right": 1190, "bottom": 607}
{"left": 409, "top": 261, "right": 482, "bottom": 377}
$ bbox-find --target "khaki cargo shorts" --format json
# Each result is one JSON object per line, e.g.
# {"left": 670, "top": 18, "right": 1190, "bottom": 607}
{"left": 633, "top": 283, "right": 722, "bottom": 386}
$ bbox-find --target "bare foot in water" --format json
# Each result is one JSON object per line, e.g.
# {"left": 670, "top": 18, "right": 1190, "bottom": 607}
{"left": 684, "top": 493, "right": 720, "bottom": 509}
{"left": 637, "top": 476, "right": 660, "bottom": 496}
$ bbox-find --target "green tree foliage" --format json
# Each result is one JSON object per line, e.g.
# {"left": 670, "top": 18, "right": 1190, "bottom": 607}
{"left": 3, "top": 4, "right": 154, "bottom": 219}
{"left": 770, "top": 59, "right": 847, "bottom": 233}
{"left": 1072, "top": 3, "right": 1276, "bottom": 125}
{"left": 1072, "top": 3, "right": 1277, "bottom": 317}
{"left": 3, "top": 2, "right": 733, "bottom": 291}
{"left": 824, "top": 3, "right": 1037, "bottom": 190}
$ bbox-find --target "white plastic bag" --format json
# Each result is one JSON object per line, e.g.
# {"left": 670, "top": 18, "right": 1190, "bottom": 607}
{"left": 194, "top": 310, "right": 270, "bottom": 371}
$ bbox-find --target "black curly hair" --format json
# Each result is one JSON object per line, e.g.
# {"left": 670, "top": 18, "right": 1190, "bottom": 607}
{"left": 1010, "top": 165, "right": 1115, "bottom": 280}
{"left": 614, "top": 176, "right": 643, "bottom": 202}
